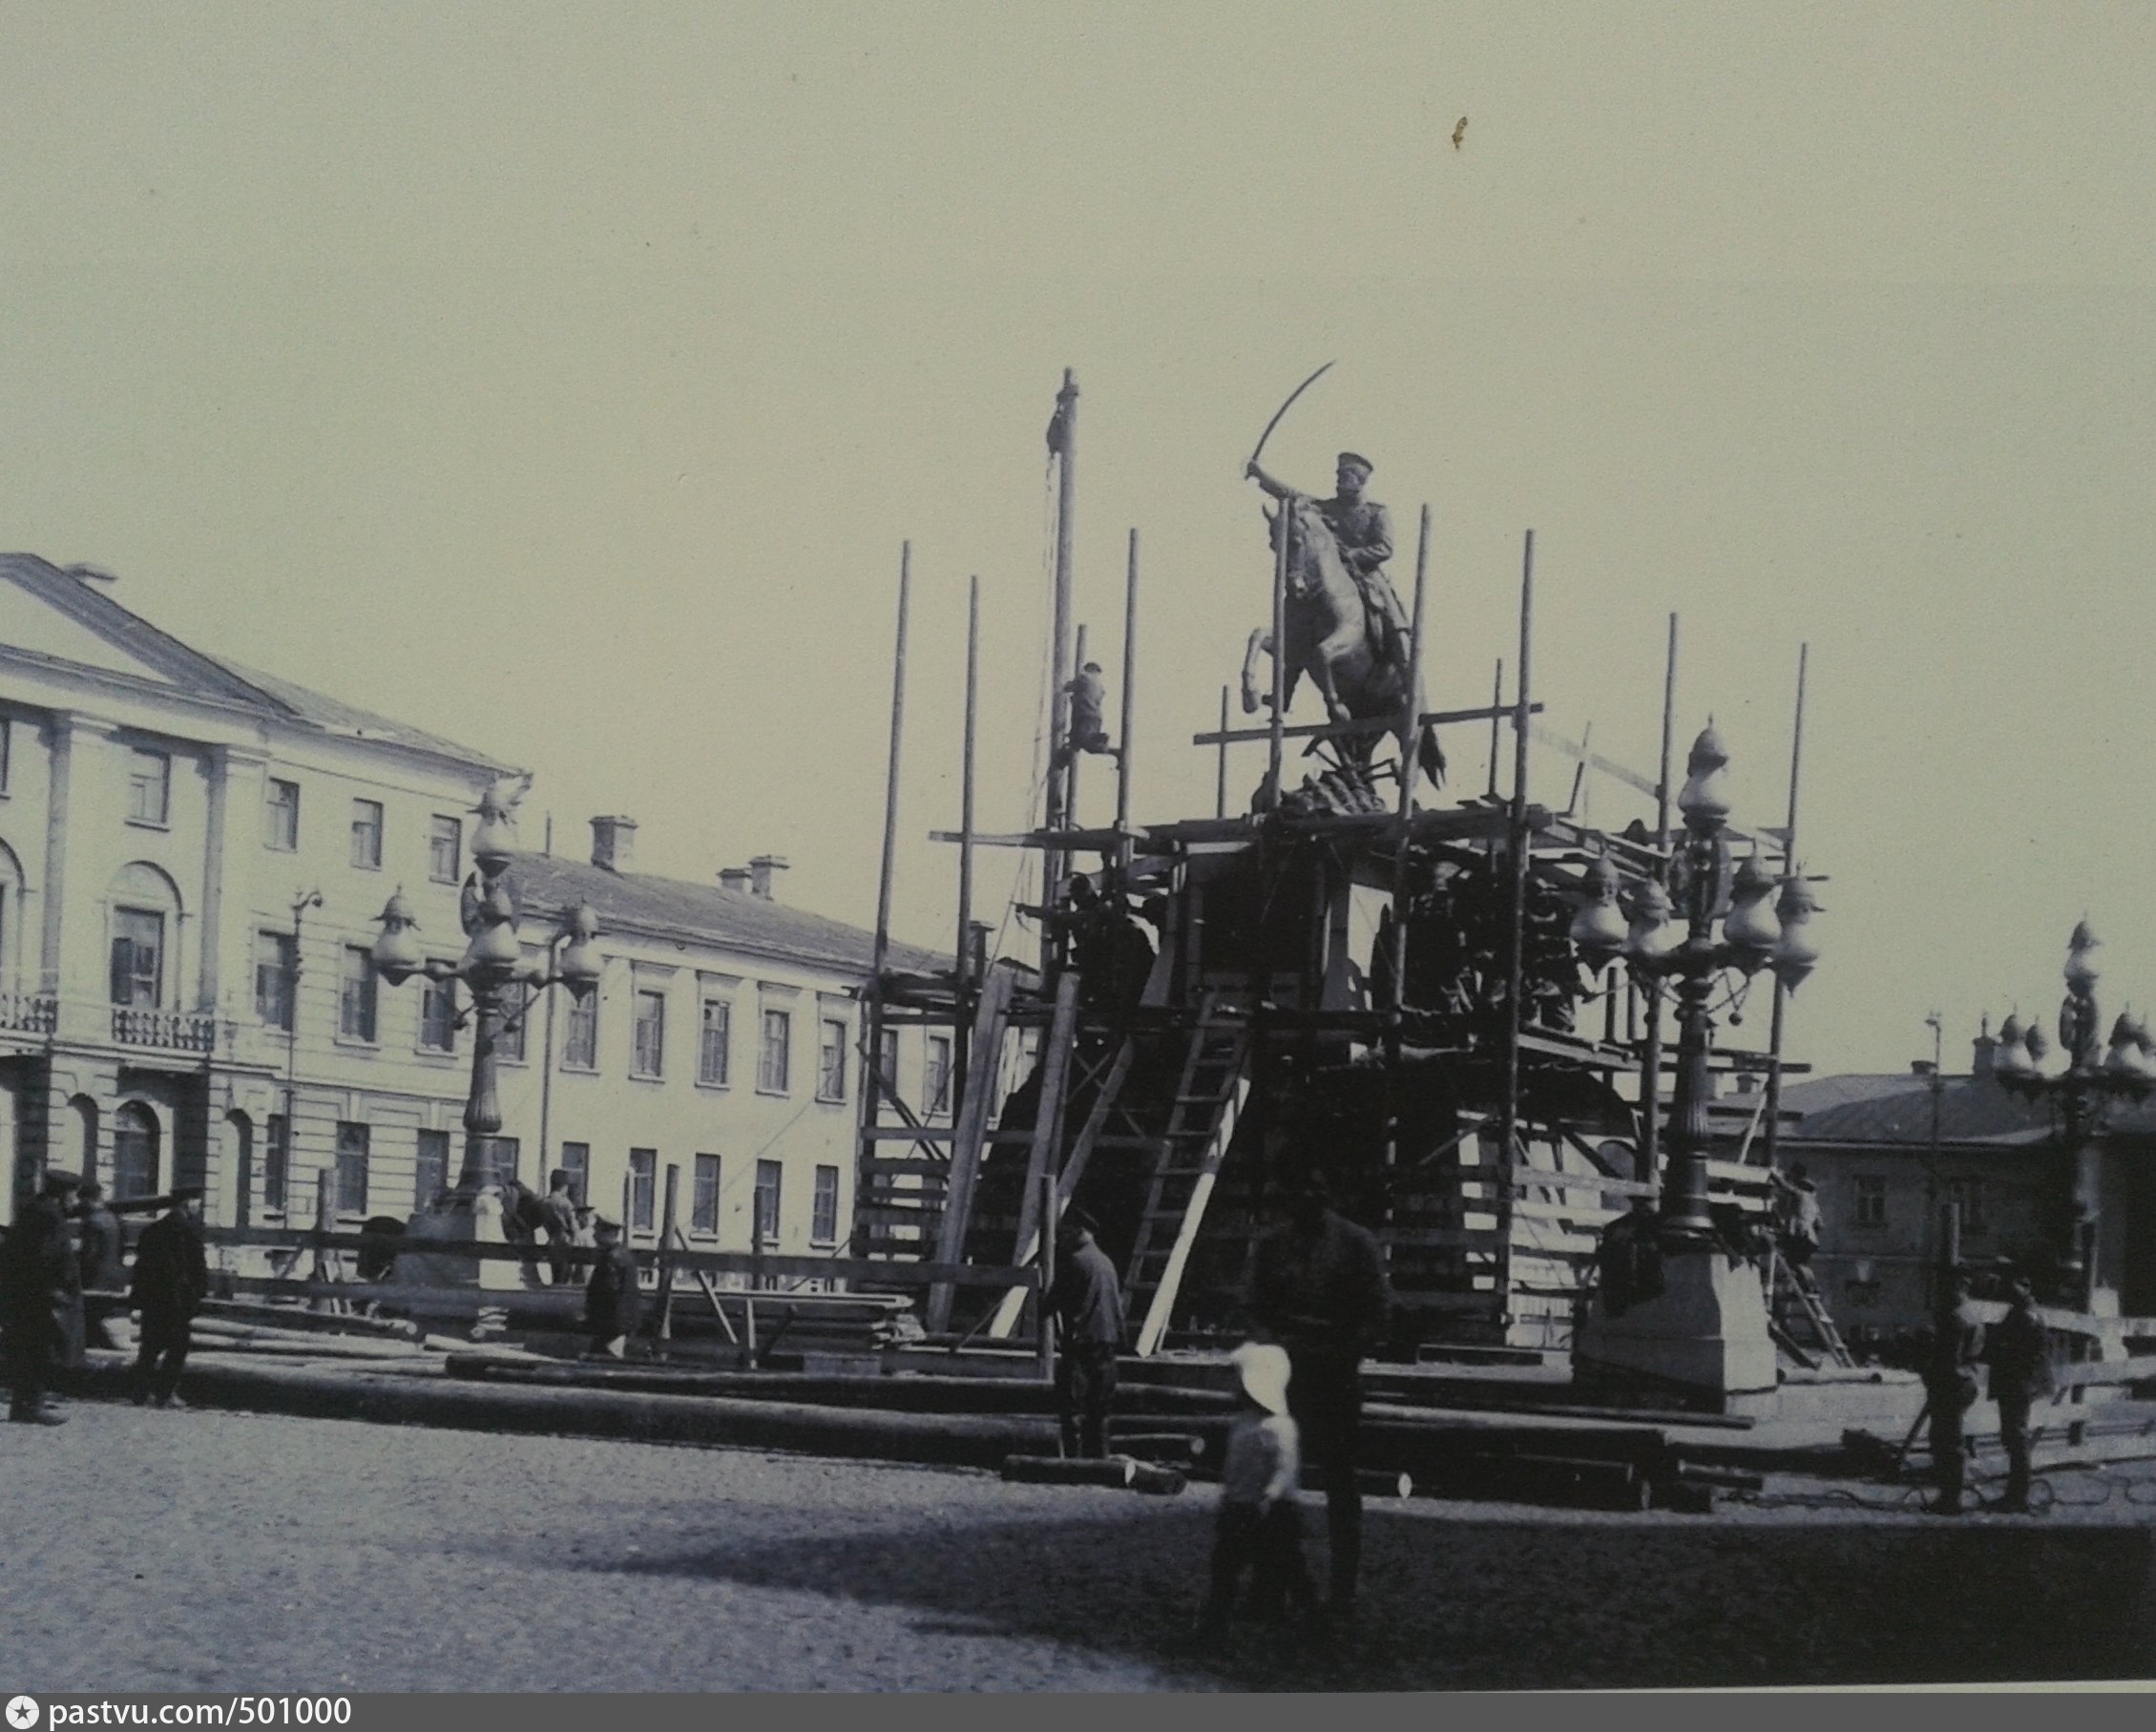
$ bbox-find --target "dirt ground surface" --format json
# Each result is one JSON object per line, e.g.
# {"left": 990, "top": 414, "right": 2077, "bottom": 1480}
{"left": 3, "top": 1401, "right": 2151, "bottom": 1692}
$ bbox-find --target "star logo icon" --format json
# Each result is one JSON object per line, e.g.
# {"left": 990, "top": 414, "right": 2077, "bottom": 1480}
{"left": 7, "top": 1696, "right": 39, "bottom": 1728}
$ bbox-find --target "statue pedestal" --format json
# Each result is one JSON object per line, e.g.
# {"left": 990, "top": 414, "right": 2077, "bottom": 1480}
{"left": 1572, "top": 1246, "right": 1778, "bottom": 1401}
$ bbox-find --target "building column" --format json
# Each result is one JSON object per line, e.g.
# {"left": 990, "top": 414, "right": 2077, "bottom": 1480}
{"left": 44, "top": 713, "right": 123, "bottom": 1045}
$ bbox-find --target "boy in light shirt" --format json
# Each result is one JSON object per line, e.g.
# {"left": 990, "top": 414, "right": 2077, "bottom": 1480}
{"left": 1197, "top": 1341, "right": 1319, "bottom": 1642}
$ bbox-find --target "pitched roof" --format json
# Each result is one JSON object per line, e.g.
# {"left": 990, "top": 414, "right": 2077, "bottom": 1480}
{"left": 206, "top": 657, "right": 516, "bottom": 774}
{"left": 0, "top": 553, "right": 514, "bottom": 773}
{"left": 1783, "top": 1067, "right": 2156, "bottom": 1146}
{"left": 507, "top": 851, "right": 949, "bottom": 980}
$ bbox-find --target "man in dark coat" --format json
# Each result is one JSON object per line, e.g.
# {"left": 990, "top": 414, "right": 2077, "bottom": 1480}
{"left": 1049, "top": 1209, "right": 1125, "bottom": 1458}
{"left": 1251, "top": 1170, "right": 1392, "bottom": 1617}
{"left": 1922, "top": 1267, "right": 1987, "bottom": 1514}
{"left": 583, "top": 1217, "right": 641, "bottom": 1357}
{"left": 4, "top": 1168, "right": 86, "bottom": 1424}
{"left": 77, "top": 1179, "right": 128, "bottom": 1349}
{"left": 1983, "top": 1273, "right": 2052, "bottom": 1513}
{"left": 132, "top": 1185, "right": 208, "bottom": 1409}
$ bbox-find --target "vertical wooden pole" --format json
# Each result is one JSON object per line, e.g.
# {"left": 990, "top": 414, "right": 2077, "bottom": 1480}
{"left": 1045, "top": 370, "right": 1079, "bottom": 927}
{"left": 859, "top": 543, "right": 911, "bottom": 1252}
{"left": 1382, "top": 506, "right": 1433, "bottom": 1177}
{"left": 746, "top": 1212, "right": 763, "bottom": 1365}
{"left": 1497, "top": 532, "right": 1534, "bottom": 1285}
{"left": 1485, "top": 659, "right": 1503, "bottom": 800}
{"left": 1037, "top": 1171, "right": 1057, "bottom": 1386}
{"left": 955, "top": 574, "right": 980, "bottom": 1119}
{"left": 1215, "top": 686, "right": 1230, "bottom": 819}
{"left": 1116, "top": 530, "right": 1139, "bottom": 845}
{"left": 1760, "top": 641, "right": 1809, "bottom": 1175}
{"left": 656, "top": 1162, "right": 680, "bottom": 1342}
{"left": 1638, "top": 613, "right": 1679, "bottom": 1193}
{"left": 1267, "top": 501, "right": 1288, "bottom": 801}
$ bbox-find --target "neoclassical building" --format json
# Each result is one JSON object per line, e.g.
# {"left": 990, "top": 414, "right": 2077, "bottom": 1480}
{"left": 0, "top": 554, "right": 941, "bottom": 1267}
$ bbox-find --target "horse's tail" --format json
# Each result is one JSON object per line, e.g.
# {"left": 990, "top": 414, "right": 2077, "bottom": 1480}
{"left": 1416, "top": 721, "right": 1448, "bottom": 789}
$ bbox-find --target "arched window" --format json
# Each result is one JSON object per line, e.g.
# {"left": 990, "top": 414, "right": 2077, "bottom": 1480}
{"left": 114, "top": 1102, "right": 159, "bottom": 1200}
{"left": 107, "top": 863, "right": 183, "bottom": 1011}
{"left": 66, "top": 1095, "right": 98, "bottom": 1186}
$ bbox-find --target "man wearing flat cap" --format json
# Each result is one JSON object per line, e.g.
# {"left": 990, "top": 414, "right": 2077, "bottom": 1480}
{"left": 132, "top": 1185, "right": 208, "bottom": 1409}
{"left": 1245, "top": 450, "right": 1410, "bottom": 670}
{"left": 1049, "top": 1208, "right": 1125, "bottom": 1459}
{"left": 3, "top": 1168, "right": 87, "bottom": 1424}
{"left": 583, "top": 1217, "right": 642, "bottom": 1358}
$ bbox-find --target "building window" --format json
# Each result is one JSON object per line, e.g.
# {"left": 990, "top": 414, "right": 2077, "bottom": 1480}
{"left": 563, "top": 990, "right": 597, "bottom": 1069}
{"left": 699, "top": 998, "right": 732, "bottom": 1086}
{"left": 414, "top": 1128, "right": 450, "bottom": 1207}
{"left": 759, "top": 1008, "right": 791, "bottom": 1095}
{"left": 925, "top": 1033, "right": 952, "bottom": 1117}
{"left": 1947, "top": 1177, "right": 1988, "bottom": 1234}
{"left": 491, "top": 1136, "right": 521, "bottom": 1190}
{"left": 629, "top": 1148, "right": 657, "bottom": 1232}
{"left": 812, "top": 1163, "right": 840, "bottom": 1245}
{"left": 558, "top": 1141, "right": 590, "bottom": 1207}
{"left": 264, "top": 779, "right": 300, "bottom": 850}
{"left": 419, "top": 972, "right": 457, "bottom": 1053}
{"left": 818, "top": 1018, "right": 848, "bottom": 1102}
{"left": 127, "top": 749, "right": 170, "bottom": 825}
{"left": 633, "top": 989, "right": 666, "bottom": 1077}
{"left": 498, "top": 975, "right": 531, "bottom": 1063}
{"left": 429, "top": 816, "right": 461, "bottom": 884}
{"left": 340, "top": 944, "right": 378, "bottom": 1042}
{"left": 877, "top": 1027, "right": 899, "bottom": 1095}
{"left": 110, "top": 908, "right": 164, "bottom": 1008}
{"left": 114, "top": 1102, "right": 159, "bottom": 1200}
{"left": 1853, "top": 1175, "right": 1887, "bottom": 1229}
{"left": 754, "top": 1158, "right": 783, "bottom": 1247}
{"left": 265, "top": 1114, "right": 289, "bottom": 1212}
{"left": 349, "top": 799, "right": 384, "bottom": 869}
{"left": 335, "top": 1121, "right": 370, "bottom": 1216}
{"left": 692, "top": 1153, "right": 721, "bottom": 1236}
{"left": 255, "top": 929, "right": 298, "bottom": 1030}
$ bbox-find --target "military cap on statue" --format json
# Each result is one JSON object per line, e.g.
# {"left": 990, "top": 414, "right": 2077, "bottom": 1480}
{"left": 1336, "top": 451, "right": 1373, "bottom": 475}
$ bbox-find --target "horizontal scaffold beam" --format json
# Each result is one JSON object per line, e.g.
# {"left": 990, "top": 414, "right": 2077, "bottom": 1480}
{"left": 1190, "top": 701, "right": 1544, "bottom": 748}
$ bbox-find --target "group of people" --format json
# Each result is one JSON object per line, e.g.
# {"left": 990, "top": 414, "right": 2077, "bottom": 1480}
{"left": 1, "top": 1167, "right": 209, "bottom": 1424}
{"left": 1925, "top": 1266, "right": 2052, "bottom": 1514}
{"left": 1047, "top": 1170, "right": 1392, "bottom": 1644}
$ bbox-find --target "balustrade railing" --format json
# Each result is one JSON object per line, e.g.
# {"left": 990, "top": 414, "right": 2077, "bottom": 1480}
{"left": 0, "top": 993, "right": 56, "bottom": 1034}
{"left": 111, "top": 1008, "right": 219, "bottom": 1053}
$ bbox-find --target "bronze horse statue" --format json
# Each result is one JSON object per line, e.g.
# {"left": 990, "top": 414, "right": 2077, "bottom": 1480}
{"left": 1241, "top": 493, "right": 1446, "bottom": 791}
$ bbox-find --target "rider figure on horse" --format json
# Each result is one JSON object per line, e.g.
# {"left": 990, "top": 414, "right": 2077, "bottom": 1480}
{"left": 1245, "top": 450, "right": 1410, "bottom": 673}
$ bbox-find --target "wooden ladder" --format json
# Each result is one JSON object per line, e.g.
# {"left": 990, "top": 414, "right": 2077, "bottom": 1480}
{"left": 1768, "top": 1248, "right": 1855, "bottom": 1369}
{"left": 1121, "top": 997, "right": 1254, "bottom": 1355}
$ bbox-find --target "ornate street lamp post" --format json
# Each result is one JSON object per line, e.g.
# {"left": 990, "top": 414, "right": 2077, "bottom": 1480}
{"left": 369, "top": 780, "right": 601, "bottom": 1212}
{"left": 1570, "top": 723, "right": 1822, "bottom": 1242}
{"left": 1991, "top": 922, "right": 2152, "bottom": 1302}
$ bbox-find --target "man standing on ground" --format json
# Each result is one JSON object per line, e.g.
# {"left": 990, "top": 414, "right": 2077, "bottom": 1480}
{"left": 1250, "top": 1170, "right": 1392, "bottom": 1618}
{"left": 77, "top": 1179, "right": 128, "bottom": 1348}
{"left": 3, "top": 1169, "right": 86, "bottom": 1425}
{"left": 1983, "top": 1272, "right": 2052, "bottom": 1513}
{"left": 1049, "top": 1208, "right": 1124, "bottom": 1459}
{"left": 1923, "top": 1267, "right": 1987, "bottom": 1514}
{"left": 584, "top": 1217, "right": 641, "bottom": 1358}
{"left": 132, "top": 1185, "right": 208, "bottom": 1409}
{"left": 538, "top": 1169, "right": 580, "bottom": 1287}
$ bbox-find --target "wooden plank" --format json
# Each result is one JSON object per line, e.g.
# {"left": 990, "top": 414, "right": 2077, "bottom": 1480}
{"left": 1522, "top": 719, "right": 1662, "bottom": 799}
{"left": 927, "top": 825, "right": 1145, "bottom": 850}
{"left": 927, "top": 967, "right": 1016, "bottom": 1331}
{"left": 1008, "top": 973, "right": 1081, "bottom": 1281}
{"left": 861, "top": 1125, "right": 956, "bottom": 1140}
{"left": 1190, "top": 700, "right": 1545, "bottom": 747}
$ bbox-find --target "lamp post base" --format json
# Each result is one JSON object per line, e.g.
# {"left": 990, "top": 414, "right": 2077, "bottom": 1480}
{"left": 1571, "top": 1245, "right": 1778, "bottom": 1402}
{"left": 395, "top": 1180, "right": 531, "bottom": 1291}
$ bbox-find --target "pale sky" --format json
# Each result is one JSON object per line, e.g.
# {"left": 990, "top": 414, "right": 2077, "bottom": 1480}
{"left": 5, "top": 3, "right": 2153, "bottom": 1077}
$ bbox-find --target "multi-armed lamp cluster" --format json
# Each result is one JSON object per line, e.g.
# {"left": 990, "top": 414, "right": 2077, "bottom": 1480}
{"left": 1565, "top": 724, "right": 1823, "bottom": 1241}
{"left": 369, "top": 780, "right": 603, "bottom": 1200}
{"left": 1992, "top": 922, "right": 2155, "bottom": 1137}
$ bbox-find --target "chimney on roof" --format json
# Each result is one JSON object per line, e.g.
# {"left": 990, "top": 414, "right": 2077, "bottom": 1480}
{"left": 719, "top": 866, "right": 752, "bottom": 895}
{"left": 590, "top": 816, "right": 638, "bottom": 873}
{"left": 1973, "top": 1016, "right": 1997, "bottom": 1079}
{"left": 748, "top": 854, "right": 788, "bottom": 901}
